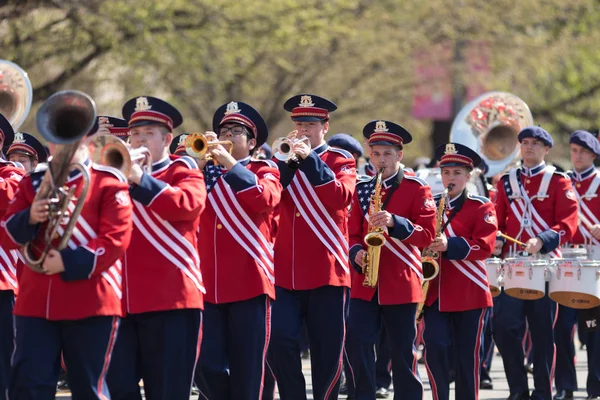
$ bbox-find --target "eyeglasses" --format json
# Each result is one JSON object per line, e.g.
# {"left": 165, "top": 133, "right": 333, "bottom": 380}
{"left": 218, "top": 126, "right": 247, "bottom": 137}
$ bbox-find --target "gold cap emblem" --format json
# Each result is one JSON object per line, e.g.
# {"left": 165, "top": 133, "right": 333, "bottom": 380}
{"left": 225, "top": 102, "right": 241, "bottom": 115}
{"left": 135, "top": 97, "right": 151, "bottom": 112}
{"left": 374, "top": 120, "right": 388, "bottom": 133}
{"left": 445, "top": 143, "right": 458, "bottom": 155}
{"left": 13, "top": 132, "right": 25, "bottom": 143}
{"left": 299, "top": 95, "right": 314, "bottom": 107}
{"left": 178, "top": 134, "right": 188, "bottom": 145}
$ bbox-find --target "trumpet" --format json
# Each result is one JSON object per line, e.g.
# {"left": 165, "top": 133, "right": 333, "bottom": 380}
{"left": 272, "top": 136, "right": 310, "bottom": 162}
{"left": 89, "top": 135, "right": 152, "bottom": 175}
{"left": 184, "top": 133, "right": 232, "bottom": 165}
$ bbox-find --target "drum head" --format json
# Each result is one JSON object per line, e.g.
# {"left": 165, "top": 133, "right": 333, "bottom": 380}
{"left": 505, "top": 287, "right": 545, "bottom": 300}
{"left": 550, "top": 292, "right": 600, "bottom": 309}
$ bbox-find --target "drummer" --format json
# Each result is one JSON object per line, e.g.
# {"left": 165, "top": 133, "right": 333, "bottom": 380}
{"left": 492, "top": 126, "right": 578, "bottom": 400}
{"left": 561, "top": 130, "right": 600, "bottom": 400}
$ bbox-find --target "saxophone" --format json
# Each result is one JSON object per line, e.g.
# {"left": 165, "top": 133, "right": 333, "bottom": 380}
{"left": 362, "top": 168, "right": 386, "bottom": 288}
{"left": 416, "top": 183, "right": 454, "bottom": 322}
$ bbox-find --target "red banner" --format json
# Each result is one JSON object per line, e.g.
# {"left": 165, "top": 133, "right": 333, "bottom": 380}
{"left": 411, "top": 44, "right": 453, "bottom": 120}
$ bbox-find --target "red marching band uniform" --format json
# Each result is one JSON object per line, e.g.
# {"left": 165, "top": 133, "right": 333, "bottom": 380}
{"left": 195, "top": 101, "right": 282, "bottom": 399}
{"left": 421, "top": 142, "right": 497, "bottom": 400}
{"left": 346, "top": 119, "right": 436, "bottom": 400}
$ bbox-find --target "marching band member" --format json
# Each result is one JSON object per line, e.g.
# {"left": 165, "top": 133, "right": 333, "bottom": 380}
{"left": 6, "top": 131, "right": 48, "bottom": 173}
{"left": 268, "top": 94, "right": 356, "bottom": 399}
{"left": 347, "top": 120, "right": 436, "bottom": 400}
{"left": 2, "top": 122, "right": 133, "bottom": 399}
{"left": 194, "top": 101, "right": 282, "bottom": 399}
{"left": 170, "top": 133, "right": 190, "bottom": 156}
{"left": 421, "top": 143, "right": 497, "bottom": 400}
{"left": 492, "top": 126, "right": 578, "bottom": 400}
{"left": 561, "top": 130, "right": 600, "bottom": 400}
{"left": 0, "top": 113, "right": 26, "bottom": 396}
{"left": 107, "top": 96, "right": 206, "bottom": 400}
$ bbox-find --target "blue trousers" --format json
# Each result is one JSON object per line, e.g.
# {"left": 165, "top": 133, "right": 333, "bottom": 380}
{"left": 375, "top": 324, "right": 392, "bottom": 390}
{"left": 196, "top": 295, "right": 271, "bottom": 400}
{"left": 422, "top": 302, "right": 489, "bottom": 400}
{"left": 493, "top": 290, "right": 557, "bottom": 400}
{"left": 262, "top": 359, "right": 276, "bottom": 400}
{"left": 0, "top": 290, "right": 14, "bottom": 396}
{"left": 584, "top": 325, "right": 600, "bottom": 397}
{"left": 346, "top": 296, "right": 422, "bottom": 400}
{"left": 554, "top": 305, "right": 578, "bottom": 392}
{"left": 9, "top": 315, "right": 119, "bottom": 400}
{"left": 480, "top": 307, "right": 494, "bottom": 383}
{"left": 107, "top": 308, "right": 201, "bottom": 400}
{"left": 269, "top": 285, "right": 348, "bottom": 400}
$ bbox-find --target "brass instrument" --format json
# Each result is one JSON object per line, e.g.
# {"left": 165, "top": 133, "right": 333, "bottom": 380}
{"left": 22, "top": 90, "right": 97, "bottom": 273}
{"left": 89, "top": 134, "right": 152, "bottom": 175}
{"left": 416, "top": 183, "right": 454, "bottom": 322}
{"left": 272, "top": 135, "right": 310, "bottom": 162}
{"left": 450, "top": 92, "right": 533, "bottom": 178}
{"left": 362, "top": 168, "right": 386, "bottom": 288}
{"left": 0, "top": 60, "right": 32, "bottom": 130}
{"left": 497, "top": 231, "right": 526, "bottom": 248}
{"left": 184, "top": 132, "right": 232, "bottom": 165}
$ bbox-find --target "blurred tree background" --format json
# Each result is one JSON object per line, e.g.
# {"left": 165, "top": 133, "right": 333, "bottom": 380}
{"left": 1, "top": 0, "right": 599, "bottom": 167}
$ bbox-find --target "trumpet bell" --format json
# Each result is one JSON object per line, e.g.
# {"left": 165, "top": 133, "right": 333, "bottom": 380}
{"left": 185, "top": 133, "right": 208, "bottom": 158}
{"left": 0, "top": 60, "right": 32, "bottom": 130}
{"left": 450, "top": 91, "right": 533, "bottom": 177}
{"left": 364, "top": 232, "right": 386, "bottom": 247}
{"left": 37, "top": 90, "right": 96, "bottom": 145}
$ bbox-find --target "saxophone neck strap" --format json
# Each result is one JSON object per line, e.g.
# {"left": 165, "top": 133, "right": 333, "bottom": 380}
{"left": 381, "top": 168, "right": 404, "bottom": 210}
{"left": 441, "top": 189, "right": 467, "bottom": 233}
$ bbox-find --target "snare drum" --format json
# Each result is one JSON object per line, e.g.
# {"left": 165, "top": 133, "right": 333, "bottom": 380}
{"left": 485, "top": 258, "right": 503, "bottom": 297}
{"left": 503, "top": 257, "right": 548, "bottom": 300}
{"left": 549, "top": 259, "right": 600, "bottom": 309}
{"left": 560, "top": 246, "right": 587, "bottom": 260}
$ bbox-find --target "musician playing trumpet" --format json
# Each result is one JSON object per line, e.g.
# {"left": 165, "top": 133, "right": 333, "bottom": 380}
{"left": 420, "top": 143, "right": 497, "bottom": 400}
{"left": 492, "top": 127, "right": 578, "bottom": 400}
{"left": 195, "top": 101, "right": 282, "bottom": 399}
{"left": 346, "top": 120, "right": 435, "bottom": 400}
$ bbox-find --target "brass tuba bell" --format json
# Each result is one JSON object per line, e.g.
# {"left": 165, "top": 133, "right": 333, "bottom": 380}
{"left": 450, "top": 92, "right": 533, "bottom": 178}
{"left": 0, "top": 60, "right": 32, "bottom": 130}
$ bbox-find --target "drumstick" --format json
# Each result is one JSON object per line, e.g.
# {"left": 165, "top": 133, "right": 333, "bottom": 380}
{"left": 496, "top": 231, "right": 527, "bottom": 247}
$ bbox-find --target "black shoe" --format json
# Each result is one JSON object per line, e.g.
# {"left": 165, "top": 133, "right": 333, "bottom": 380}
{"left": 480, "top": 379, "right": 493, "bottom": 389}
{"left": 507, "top": 393, "right": 529, "bottom": 400}
{"left": 524, "top": 362, "right": 533, "bottom": 374}
{"left": 554, "top": 389, "right": 574, "bottom": 399}
{"left": 587, "top": 396, "right": 600, "bottom": 399}
{"left": 375, "top": 387, "right": 389, "bottom": 399}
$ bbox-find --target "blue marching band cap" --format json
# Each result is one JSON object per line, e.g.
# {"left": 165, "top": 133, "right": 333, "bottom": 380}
{"left": 212, "top": 101, "right": 269, "bottom": 148}
{"left": 170, "top": 133, "right": 190, "bottom": 156}
{"left": 570, "top": 130, "right": 600, "bottom": 156}
{"left": 327, "top": 133, "right": 364, "bottom": 157}
{"left": 6, "top": 131, "right": 48, "bottom": 163}
{"left": 518, "top": 126, "right": 553, "bottom": 148}
{"left": 283, "top": 94, "right": 337, "bottom": 122}
{"left": 435, "top": 142, "right": 482, "bottom": 169}
{"left": 122, "top": 96, "right": 183, "bottom": 131}
{"left": 362, "top": 120, "right": 412, "bottom": 147}
{"left": 0, "top": 113, "right": 15, "bottom": 148}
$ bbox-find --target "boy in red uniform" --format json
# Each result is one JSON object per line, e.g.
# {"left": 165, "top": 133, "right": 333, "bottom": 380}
{"left": 421, "top": 142, "right": 497, "bottom": 400}
{"left": 195, "top": 101, "right": 281, "bottom": 399}
{"left": 107, "top": 96, "right": 206, "bottom": 400}
{"left": 2, "top": 114, "right": 133, "bottom": 399}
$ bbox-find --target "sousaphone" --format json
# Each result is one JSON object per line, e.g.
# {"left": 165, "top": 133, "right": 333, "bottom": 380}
{"left": 0, "top": 60, "right": 32, "bottom": 130}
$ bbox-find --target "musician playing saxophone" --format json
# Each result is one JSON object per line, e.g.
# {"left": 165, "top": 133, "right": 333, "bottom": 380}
{"left": 347, "top": 120, "right": 435, "bottom": 400}
{"left": 420, "top": 143, "right": 497, "bottom": 400}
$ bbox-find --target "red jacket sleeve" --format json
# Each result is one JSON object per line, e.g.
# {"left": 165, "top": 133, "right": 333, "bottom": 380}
{"left": 494, "top": 177, "right": 508, "bottom": 235}
{"left": 549, "top": 174, "right": 578, "bottom": 245}
{"left": 0, "top": 165, "right": 26, "bottom": 218}
{"left": 348, "top": 190, "right": 366, "bottom": 271}
{"left": 445, "top": 200, "right": 497, "bottom": 261}
{"left": 129, "top": 160, "right": 206, "bottom": 222}
{"left": 389, "top": 183, "right": 436, "bottom": 249}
